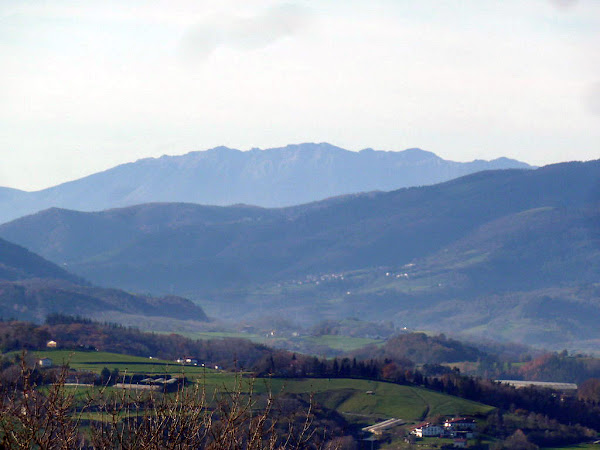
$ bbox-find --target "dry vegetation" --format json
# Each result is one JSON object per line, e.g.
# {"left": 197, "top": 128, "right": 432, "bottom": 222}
{"left": 0, "top": 361, "right": 344, "bottom": 449}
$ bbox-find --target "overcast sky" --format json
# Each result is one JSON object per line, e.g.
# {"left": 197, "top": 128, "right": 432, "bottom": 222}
{"left": 1, "top": 0, "right": 598, "bottom": 191}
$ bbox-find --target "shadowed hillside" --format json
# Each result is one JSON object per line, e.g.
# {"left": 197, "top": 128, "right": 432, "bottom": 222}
{"left": 0, "top": 237, "right": 208, "bottom": 323}
{"left": 0, "top": 238, "right": 84, "bottom": 284}
{"left": 1, "top": 160, "right": 598, "bottom": 347}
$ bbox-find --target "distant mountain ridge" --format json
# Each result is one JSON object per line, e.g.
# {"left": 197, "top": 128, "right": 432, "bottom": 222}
{"left": 1, "top": 160, "right": 598, "bottom": 348}
{"left": 0, "top": 143, "right": 532, "bottom": 223}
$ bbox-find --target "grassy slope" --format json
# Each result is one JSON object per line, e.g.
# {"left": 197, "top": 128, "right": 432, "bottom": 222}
{"left": 169, "top": 331, "right": 383, "bottom": 354}
{"left": 31, "top": 350, "right": 224, "bottom": 380}
{"left": 30, "top": 350, "right": 493, "bottom": 425}
{"left": 303, "top": 335, "right": 384, "bottom": 352}
{"left": 262, "top": 378, "right": 493, "bottom": 423}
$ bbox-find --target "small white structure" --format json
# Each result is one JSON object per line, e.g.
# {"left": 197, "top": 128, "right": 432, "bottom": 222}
{"left": 413, "top": 423, "right": 444, "bottom": 438}
{"left": 46, "top": 340, "right": 57, "bottom": 348}
{"left": 363, "top": 418, "right": 404, "bottom": 435}
{"left": 38, "top": 358, "right": 53, "bottom": 368}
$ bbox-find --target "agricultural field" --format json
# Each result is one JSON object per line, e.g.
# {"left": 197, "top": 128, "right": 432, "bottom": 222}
{"left": 302, "top": 335, "right": 384, "bottom": 352}
{"left": 26, "top": 350, "right": 493, "bottom": 428}
{"left": 30, "top": 350, "right": 225, "bottom": 381}
{"left": 169, "top": 330, "right": 266, "bottom": 343}
{"left": 170, "top": 330, "right": 384, "bottom": 354}
{"left": 262, "top": 378, "right": 494, "bottom": 425}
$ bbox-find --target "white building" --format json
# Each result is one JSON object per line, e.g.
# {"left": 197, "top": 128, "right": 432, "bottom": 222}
{"left": 413, "top": 423, "right": 444, "bottom": 438}
{"left": 444, "top": 418, "right": 477, "bottom": 431}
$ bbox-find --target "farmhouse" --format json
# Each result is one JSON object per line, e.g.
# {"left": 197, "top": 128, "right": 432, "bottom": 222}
{"left": 412, "top": 423, "right": 444, "bottom": 437}
{"left": 444, "top": 417, "right": 477, "bottom": 431}
{"left": 411, "top": 417, "right": 478, "bottom": 442}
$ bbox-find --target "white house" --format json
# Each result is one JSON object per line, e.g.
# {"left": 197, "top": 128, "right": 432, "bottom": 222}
{"left": 413, "top": 423, "right": 444, "bottom": 438}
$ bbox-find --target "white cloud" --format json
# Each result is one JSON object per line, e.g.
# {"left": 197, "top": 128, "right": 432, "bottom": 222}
{"left": 548, "top": 0, "right": 579, "bottom": 11}
{"left": 178, "top": 4, "right": 313, "bottom": 63}
{"left": 584, "top": 82, "right": 600, "bottom": 116}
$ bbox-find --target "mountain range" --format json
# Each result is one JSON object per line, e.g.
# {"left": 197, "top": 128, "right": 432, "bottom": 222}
{"left": 0, "top": 143, "right": 531, "bottom": 224}
{"left": 0, "top": 237, "right": 208, "bottom": 323}
{"left": 1, "top": 159, "right": 598, "bottom": 348}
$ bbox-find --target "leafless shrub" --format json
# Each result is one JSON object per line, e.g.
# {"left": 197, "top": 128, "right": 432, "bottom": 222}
{"left": 0, "top": 359, "right": 86, "bottom": 449}
{"left": 0, "top": 362, "right": 335, "bottom": 449}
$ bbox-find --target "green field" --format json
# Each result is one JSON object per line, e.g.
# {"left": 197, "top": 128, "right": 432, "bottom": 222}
{"left": 166, "top": 331, "right": 383, "bottom": 354}
{"left": 166, "top": 330, "right": 265, "bottom": 342}
{"left": 30, "top": 350, "right": 224, "bottom": 380}
{"left": 303, "top": 335, "right": 384, "bottom": 352}
{"left": 260, "top": 378, "right": 493, "bottom": 424}
{"left": 27, "top": 350, "right": 493, "bottom": 427}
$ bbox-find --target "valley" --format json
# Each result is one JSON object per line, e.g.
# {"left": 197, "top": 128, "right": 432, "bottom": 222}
{"left": 1, "top": 151, "right": 599, "bottom": 448}
{"left": 2, "top": 159, "right": 597, "bottom": 350}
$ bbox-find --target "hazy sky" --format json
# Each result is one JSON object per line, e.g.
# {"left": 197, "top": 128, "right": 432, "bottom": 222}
{"left": 1, "top": 0, "right": 599, "bottom": 191}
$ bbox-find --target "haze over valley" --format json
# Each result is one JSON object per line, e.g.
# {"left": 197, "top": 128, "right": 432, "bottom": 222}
{"left": 0, "top": 149, "right": 598, "bottom": 351}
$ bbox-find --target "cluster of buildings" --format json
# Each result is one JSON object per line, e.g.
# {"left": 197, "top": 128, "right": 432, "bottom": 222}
{"left": 411, "top": 418, "right": 477, "bottom": 447}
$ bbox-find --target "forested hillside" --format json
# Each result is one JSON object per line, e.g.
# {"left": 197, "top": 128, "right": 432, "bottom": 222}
{"left": 0, "top": 237, "right": 208, "bottom": 324}
{"left": 1, "top": 160, "right": 598, "bottom": 347}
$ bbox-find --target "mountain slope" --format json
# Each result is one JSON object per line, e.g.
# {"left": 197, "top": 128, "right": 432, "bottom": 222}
{"left": 0, "top": 203, "right": 279, "bottom": 265}
{"left": 1, "top": 160, "right": 598, "bottom": 346}
{"left": 0, "top": 237, "right": 208, "bottom": 323}
{"left": 0, "top": 237, "right": 83, "bottom": 284}
{"left": 0, "top": 279, "right": 209, "bottom": 323}
{"left": 2, "top": 161, "right": 592, "bottom": 290}
{"left": 0, "top": 143, "right": 532, "bottom": 223}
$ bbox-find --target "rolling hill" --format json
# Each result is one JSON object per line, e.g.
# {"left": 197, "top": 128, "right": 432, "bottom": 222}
{"left": 0, "top": 237, "right": 208, "bottom": 323}
{"left": 0, "top": 143, "right": 531, "bottom": 224}
{"left": 1, "top": 160, "right": 598, "bottom": 346}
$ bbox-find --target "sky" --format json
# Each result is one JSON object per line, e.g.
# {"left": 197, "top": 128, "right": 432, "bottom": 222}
{"left": 0, "top": 0, "right": 598, "bottom": 191}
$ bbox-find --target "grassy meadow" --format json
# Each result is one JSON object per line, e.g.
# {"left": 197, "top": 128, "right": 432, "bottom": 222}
{"left": 26, "top": 350, "right": 493, "bottom": 427}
